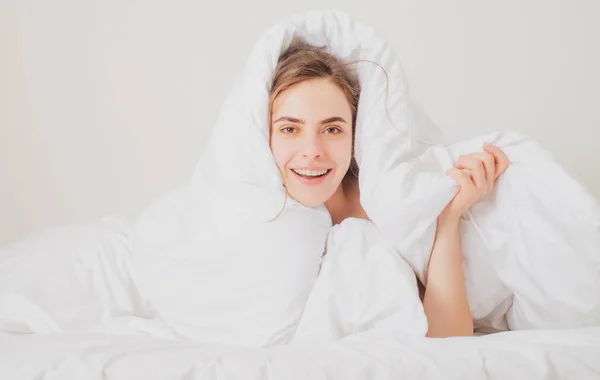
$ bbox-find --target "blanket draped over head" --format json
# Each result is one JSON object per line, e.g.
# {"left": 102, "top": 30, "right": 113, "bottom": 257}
{"left": 1, "top": 10, "right": 599, "bottom": 346}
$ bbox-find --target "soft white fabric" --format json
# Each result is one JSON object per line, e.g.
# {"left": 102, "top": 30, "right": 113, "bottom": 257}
{"left": 0, "top": 9, "right": 430, "bottom": 346}
{"left": 1, "top": 8, "right": 598, "bottom": 353}
{"left": 272, "top": 8, "right": 600, "bottom": 332}
{"left": 0, "top": 217, "right": 144, "bottom": 334}
{"left": 359, "top": 127, "right": 600, "bottom": 331}
{"left": 292, "top": 218, "right": 427, "bottom": 342}
{"left": 127, "top": 9, "right": 433, "bottom": 345}
{"left": 1, "top": 328, "right": 600, "bottom": 380}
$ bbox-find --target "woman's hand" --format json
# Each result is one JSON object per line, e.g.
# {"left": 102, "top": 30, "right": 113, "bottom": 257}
{"left": 440, "top": 143, "right": 510, "bottom": 222}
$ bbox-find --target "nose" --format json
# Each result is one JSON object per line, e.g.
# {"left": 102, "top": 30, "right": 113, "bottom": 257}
{"left": 300, "top": 133, "right": 324, "bottom": 159}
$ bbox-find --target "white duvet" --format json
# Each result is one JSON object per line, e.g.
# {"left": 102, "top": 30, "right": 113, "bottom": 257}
{"left": 1, "top": 9, "right": 599, "bottom": 380}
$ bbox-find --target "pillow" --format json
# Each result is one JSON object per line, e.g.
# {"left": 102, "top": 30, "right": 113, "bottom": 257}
{"left": 0, "top": 217, "right": 142, "bottom": 333}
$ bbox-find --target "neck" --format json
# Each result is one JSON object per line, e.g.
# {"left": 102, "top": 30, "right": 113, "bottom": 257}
{"left": 324, "top": 177, "right": 357, "bottom": 225}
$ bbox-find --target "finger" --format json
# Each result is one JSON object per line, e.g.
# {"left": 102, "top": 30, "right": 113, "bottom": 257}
{"left": 472, "top": 152, "right": 495, "bottom": 192}
{"left": 454, "top": 156, "right": 486, "bottom": 190}
{"left": 446, "top": 167, "right": 475, "bottom": 189}
{"left": 483, "top": 144, "right": 510, "bottom": 180}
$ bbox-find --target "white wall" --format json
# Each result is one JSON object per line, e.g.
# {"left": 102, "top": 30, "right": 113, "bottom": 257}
{"left": 1, "top": 0, "right": 599, "bottom": 246}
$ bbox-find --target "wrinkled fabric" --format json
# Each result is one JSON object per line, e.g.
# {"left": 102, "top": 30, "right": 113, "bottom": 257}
{"left": 360, "top": 127, "right": 600, "bottom": 331}
{"left": 127, "top": 9, "right": 432, "bottom": 346}
{"left": 292, "top": 218, "right": 427, "bottom": 342}
{"left": 2, "top": 328, "right": 600, "bottom": 380}
{"left": 0, "top": 217, "right": 144, "bottom": 334}
{"left": 1, "top": 8, "right": 599, "bottom": 354}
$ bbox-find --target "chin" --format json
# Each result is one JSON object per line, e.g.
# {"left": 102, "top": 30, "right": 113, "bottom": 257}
{"left": 287, "top": 191, "right": 327, "bottom": 208}
{"left": 285, "top": 181, "right": 338, "bottom": 208}
{"left": 294, "top": 197, "right": 325, "bottom": 208}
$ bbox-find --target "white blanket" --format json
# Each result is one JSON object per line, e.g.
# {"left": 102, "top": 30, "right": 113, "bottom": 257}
{"left": 1, "top": 9, "right": 600, "bottom": 378}
{"left": 1, "top": 328, "right": 600, "bottom": 379}
{"left": 292, "top": 218, "right": 427, "bottom": 342}
{"left": 0, "top": 8, "right": 427, "bottom": 345}
{"left": 361, "top": 129, "right": 600, "bottom": 331}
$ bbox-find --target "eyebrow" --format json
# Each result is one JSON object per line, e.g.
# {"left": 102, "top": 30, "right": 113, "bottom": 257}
{"left": 272, "top": 116, "right": 348, "bottom": 125}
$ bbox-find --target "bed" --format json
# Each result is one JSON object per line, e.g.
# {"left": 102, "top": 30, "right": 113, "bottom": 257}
{"left": 2, "top": 9, "right": 599, "bottom": 379}
{"left": 2, "top": 327, "right": 600, "bottom": 379}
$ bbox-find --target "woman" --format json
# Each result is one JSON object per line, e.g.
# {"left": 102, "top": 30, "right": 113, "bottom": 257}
{"left": 268, "top": 39, "right": 510, "bottom": 338}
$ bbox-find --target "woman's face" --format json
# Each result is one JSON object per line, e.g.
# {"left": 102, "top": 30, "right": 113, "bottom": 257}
{"left": 270, "top": 78, "right": 353, "bottom": 207}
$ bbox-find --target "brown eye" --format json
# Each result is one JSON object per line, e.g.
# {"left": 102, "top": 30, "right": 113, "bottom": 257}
{"left": 281, "top": 126, "right": 297, "bottom": 134}
{"left": 324, "top": 126, "right": 342, "bottom": 134}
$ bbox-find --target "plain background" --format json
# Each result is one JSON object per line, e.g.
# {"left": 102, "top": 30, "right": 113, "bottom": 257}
{"left": 1, "top": 0, "right": 599, "bottom": 246}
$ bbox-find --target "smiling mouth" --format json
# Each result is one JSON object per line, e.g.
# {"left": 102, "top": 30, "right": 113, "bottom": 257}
{"left": 289, "top": 169, "right": 332, "bottom": 185}
{"left": 291, "top": 169, "right": 332, "bottom": 178}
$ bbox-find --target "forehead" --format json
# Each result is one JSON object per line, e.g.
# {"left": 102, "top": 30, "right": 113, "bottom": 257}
{"left": 271, "top": 78, "right": 351, "bottom": 121}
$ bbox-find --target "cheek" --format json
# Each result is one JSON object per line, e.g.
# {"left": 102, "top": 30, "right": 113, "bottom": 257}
{"left": 329, "top": 138, "right": 353, "bottom": 169}
{"left": 270, "top": 137, "right": 293, "bottom": 170}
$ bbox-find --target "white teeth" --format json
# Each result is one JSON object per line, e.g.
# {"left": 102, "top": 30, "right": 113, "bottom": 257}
{"left": 293, "top": 169, "right": 329, "bottom": 177}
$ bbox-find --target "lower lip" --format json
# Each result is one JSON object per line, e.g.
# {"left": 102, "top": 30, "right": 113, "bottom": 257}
{"left": 291, "top": 169, "right": 332, "bottom": 186}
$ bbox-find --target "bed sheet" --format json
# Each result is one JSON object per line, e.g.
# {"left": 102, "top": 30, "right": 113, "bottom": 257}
{"left": 1, "top": 327, "right": 599, "bottom": 379}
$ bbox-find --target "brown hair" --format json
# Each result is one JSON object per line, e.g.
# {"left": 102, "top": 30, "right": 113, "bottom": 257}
{"left": 268, "top": 37, "right": 361, "bottom": 185}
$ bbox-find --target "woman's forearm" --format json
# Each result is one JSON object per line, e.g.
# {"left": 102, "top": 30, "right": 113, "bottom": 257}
{"left": 423, "top": 213, "right": 474, "bottom": 338}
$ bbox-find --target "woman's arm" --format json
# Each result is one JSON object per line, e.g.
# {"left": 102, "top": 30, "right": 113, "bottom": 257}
{"left": 421, "top": 143, "right": 509, "bottom": 338}
{"left": 422, "top": 211, "right": 473, "bottom": 338}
